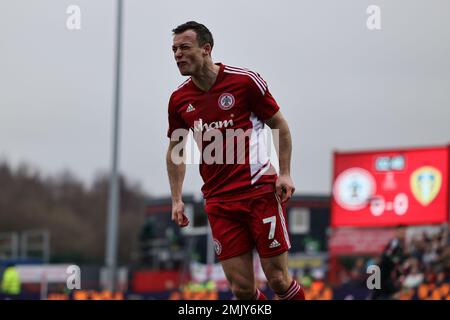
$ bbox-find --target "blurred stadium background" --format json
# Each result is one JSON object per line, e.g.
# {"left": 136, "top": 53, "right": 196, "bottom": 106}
{"left": 0, "top": 145, "right": 449, "bottom": 300}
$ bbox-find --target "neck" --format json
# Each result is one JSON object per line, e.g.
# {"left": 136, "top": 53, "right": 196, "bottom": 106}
{"left": 192, "top": 60, "right": 220, "bottom": 92}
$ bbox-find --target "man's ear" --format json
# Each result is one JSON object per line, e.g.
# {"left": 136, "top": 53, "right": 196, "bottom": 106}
{"left": 203, "top": 43, "right": 212, "bottom": 56}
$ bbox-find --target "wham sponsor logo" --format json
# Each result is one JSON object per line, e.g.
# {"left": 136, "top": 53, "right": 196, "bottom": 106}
{"left": 191, "top": 118, "right": 234, "bottom": 133}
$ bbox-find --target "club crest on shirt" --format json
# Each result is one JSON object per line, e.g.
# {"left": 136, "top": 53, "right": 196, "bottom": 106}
{"left": 213, "top": 239, "right": 222, "bottom": 255}
{"left": 218, "top": 93, "right": 235, "bottom": 110}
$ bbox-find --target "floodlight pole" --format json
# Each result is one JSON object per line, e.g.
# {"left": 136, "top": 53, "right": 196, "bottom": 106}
{"left": 105, "top": 0, "right": 123, "bottom": 293}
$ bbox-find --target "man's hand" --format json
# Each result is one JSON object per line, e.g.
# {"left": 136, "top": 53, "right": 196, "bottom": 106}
{"left": 276, "top": 174, "right": 295, "bottom": 203}
{"left": 172, "top": 200, "right": 189, "bottom": 227}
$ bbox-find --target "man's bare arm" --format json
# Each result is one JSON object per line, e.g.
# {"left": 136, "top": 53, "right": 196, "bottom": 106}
{"left": 167, "top": 139, "right": 185, "bottom": 201}
{"left": 166, "top": 135, "right": 189, "bottom": 227}
{"left": 265, "top": 111, "right": 295, "bottom": 202}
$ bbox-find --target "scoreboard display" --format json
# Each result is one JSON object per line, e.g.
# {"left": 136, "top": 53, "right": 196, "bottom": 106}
{"left": 331, "top": 146, "right": 449, "bottom": 227}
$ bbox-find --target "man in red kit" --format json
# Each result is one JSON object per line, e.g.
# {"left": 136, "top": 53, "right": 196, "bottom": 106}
{"left": 166, "top": 21, "right": 305, "bottom": 300}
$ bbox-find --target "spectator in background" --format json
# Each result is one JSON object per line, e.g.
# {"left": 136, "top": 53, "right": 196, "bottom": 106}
{"left": 407, "top": 234, "right": 425, "bottom": 262}
{"left": 423, "top": 265, "right": 437, "bottom": 284}
{"left": 422, "top": 236, "right": 440, "bottom": 266}
{"left": 441, "top": 241, "right": 450, "bottom": 281}
{"left": 349, "top": 258, "right": 367, "bottom": 287}
{"left": 1, "top": 262, "right": 21, "bottom": 299}
{"left": 371, "top": 225, "right": 406, "bottom": 300}
{"left": 435, "top": 270, "right": 446, "bottom": 286}
{"left": 298, "top": 267, "right": 313, "bottom": 288}
{"left": 402, "top": 258, "right": 424, "bottom": 289}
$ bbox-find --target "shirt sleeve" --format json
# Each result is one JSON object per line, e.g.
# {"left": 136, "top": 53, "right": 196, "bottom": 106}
{"left": 247, "top": 71, "right": 280, "bottom": 121}
{"left": 167, "top": 93, "right": 188, "bottom": 138}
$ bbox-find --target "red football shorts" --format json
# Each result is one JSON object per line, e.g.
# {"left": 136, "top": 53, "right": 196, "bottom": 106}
{"left": 205, "top": 192, "right": 291, "bottom": 261}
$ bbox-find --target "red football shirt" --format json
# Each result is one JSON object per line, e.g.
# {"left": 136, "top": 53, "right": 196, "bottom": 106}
{"left": 167, "top": 63, "right": 280, "bottom": 201}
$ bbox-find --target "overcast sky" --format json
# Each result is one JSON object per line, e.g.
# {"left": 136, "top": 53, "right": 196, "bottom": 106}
{"left": 1, "top": 0, "right": 449, "bottom": 198}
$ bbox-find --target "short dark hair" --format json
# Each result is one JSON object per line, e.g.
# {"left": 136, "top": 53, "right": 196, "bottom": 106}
{"left": 172, "top": 21, "right": 214, "bottom": 49}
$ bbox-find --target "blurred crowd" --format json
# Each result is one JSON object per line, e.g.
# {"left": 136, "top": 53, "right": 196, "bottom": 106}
{"left": 340, "top": 225, "right": 450, "bottom": 299}
{"left": 401, "top": 228, "right": 449, "bottom": 288}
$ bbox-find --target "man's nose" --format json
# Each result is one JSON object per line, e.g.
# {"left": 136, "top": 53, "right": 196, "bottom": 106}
{"left": 174, "top": 48, "right": 183, "bottom": 59}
